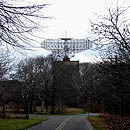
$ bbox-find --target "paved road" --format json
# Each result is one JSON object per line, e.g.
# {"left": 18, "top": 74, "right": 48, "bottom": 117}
{"left": 28, "top": 113, "right": 98, "bottom": 130}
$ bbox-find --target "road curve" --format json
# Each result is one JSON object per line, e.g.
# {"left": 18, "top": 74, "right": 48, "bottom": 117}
{"left": 28, "top": 114, "right": 98, "bottom": 130}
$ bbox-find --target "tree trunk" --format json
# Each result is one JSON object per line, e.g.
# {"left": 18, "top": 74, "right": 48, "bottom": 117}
{"left": 45, "top": 95, "right": 49, "bottom": 113}
{"left": 120, "top": 92, "right": 124, "bottom": 116}
{"left": 24, "top": 95, "right": 29, "bottom": 119}
{"left": 41, "top": 97, "right": 45, "bottom": 112}
{"left": 51, "top": 91, "right": 55, "bottom": 114}
{"left": 90, "top": 98, "right": 93, "bottom": 112}
{"left": 51, "top": 99, "right": 55, "bottom": 114}
{"left": 16, "top": 103, "right": 20, "bottom": 113}
{"left": 45, "top": 104, "right": 48, "bottom": 113}
{"left": 29, "top": 100, "right": 33, "bottom": 114}
{"left": 82, "top": 91, "right": 87, "bottom": 114}
{"left": 2, "top": 96, "right": 6, "bottom": 118}
{"left": 25, "top": 102, "right": 29, "bottom": 119}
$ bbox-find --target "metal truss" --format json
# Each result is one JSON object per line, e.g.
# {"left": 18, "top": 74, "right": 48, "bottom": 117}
{"left": 41, "top": 38, "right": 92, "bottom": 61}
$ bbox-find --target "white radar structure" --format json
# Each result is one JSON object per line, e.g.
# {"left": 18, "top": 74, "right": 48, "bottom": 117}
{"left": 41, "top": 38, "right": 92, "bottom": 61}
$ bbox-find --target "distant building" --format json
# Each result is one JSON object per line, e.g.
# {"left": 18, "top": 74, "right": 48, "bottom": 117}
{"left": 0, "top": 80, "right": 22, "bottom": 89}
{"left": 0, "top": 80, "right": 22, "bottom": 109}
{"left": 52, "top": 61, "right": 80, "bottom": 106}
{"left": 52, "top": 61, "right": 80, "bottom": 86}
{"left": 0, "top": 80, "right": 22, "bottom": 100}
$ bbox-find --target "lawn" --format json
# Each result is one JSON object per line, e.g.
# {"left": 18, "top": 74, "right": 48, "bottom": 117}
{"left": 35, "top": 107, "right": 83, "bottom": 115}
{"left": 88, "top": 115, "right": 108, "bottom": 130}
{"left": 65, "top": 108, "right": 83, "bottom": 115}
{"left": 0, "top": 117, "right": 47, "bottom": 130}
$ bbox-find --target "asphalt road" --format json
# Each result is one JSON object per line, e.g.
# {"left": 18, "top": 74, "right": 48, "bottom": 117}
{"left": 28, "top": 113, "right": 98, "bottom": 130}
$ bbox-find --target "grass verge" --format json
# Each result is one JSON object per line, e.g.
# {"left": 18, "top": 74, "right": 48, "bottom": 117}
{"left": 0, "top": 117, "right": 47, "bottom": 130}
{"left": 35, "top": 107, "right": 83, "bottom": 115}
{"left": 87, "top": 116, "right": 108, "bottom": 130}
{"left": 64, "top": 108, "right": 83, "bottom": 115}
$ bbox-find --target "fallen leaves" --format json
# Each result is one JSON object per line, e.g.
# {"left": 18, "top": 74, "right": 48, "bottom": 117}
{"left": 99, "top": 113, "right": 130, "bottom": 130}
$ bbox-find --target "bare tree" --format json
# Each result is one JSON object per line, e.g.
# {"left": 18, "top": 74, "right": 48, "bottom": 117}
{"left": 79, "top": 63, "right": 101, "bottom": 113}
{"left": 0, "top": 48, "right": 13, "bottom": 118}
{"left": 91, "top": 1, "right": 130, "bottom": 62}
{"left": 0, "top": 50, "right": 11, "bottom": 80}
{"left": 33, "top": 55, "right": 52, "bottom": 113}
{"left": 90, "top": 1, "right": 130, "bottom": 116}
{"left": 0, "top": 0, "right": 48, "bottom": 48}
{"left": 11, "top": 55, "right": 53, "bottom": 117}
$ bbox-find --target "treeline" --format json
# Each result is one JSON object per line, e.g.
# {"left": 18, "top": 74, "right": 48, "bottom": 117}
{"left": 89, "top": 0, "right": 130, "bottom": 116}
{"left": 0, "top": 55, "right": 80, "bottom": 118}
{"left": 0, "top": 52, "right": 130, "bottom": 118}
{"left": 80, "top": 58, "right": 130, "bottom": 116}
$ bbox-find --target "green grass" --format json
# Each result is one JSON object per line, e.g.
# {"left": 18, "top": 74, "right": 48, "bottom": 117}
{"left": 88, "top": 116, "right": 108, "bottom": 130}
{"left": 35, "top": 107, "right": 83, "bottom": 115}
{"left": 0, "top": 117, "right": 47, "bottom": 130}
{"left": 65, "top": 108, "right": 82, "bottom": 115}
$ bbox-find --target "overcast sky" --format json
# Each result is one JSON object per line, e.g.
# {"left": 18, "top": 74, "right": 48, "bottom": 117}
{"left": 42, "top": 0, "right": 106, "bottom": 38}
{"left": 11, "top": 0, "right": 130, "bottom": 40}
{"left": 9, "top": 0, "right": 130, "bottom": 62}
{"left": 41, "top": 0, "right": 129, "bottom": 39}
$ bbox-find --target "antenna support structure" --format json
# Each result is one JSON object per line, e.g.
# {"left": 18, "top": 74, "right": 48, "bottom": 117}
{"left": 41, "top": 38, "right": 92, "bottom": 61}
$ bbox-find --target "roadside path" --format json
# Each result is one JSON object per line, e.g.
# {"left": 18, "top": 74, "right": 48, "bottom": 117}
{"left": 28, "top": 113, "right": 98, "bottom": 130}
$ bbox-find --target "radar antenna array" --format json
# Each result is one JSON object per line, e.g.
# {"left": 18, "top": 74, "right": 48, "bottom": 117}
{"left": 41, "top": 38, "right": 92, "bottom": 61}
